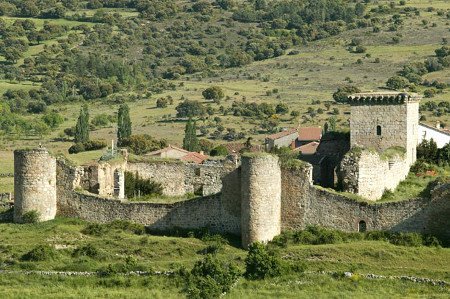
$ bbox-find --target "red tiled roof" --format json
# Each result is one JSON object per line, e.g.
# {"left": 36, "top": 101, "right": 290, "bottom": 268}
{"left": 180, "top": 152, "right": 209, "bottom": 164}
{"left": 294, "top": 141, "right": 320, "bottom": 155}
{"left": 266, "top": 128, "right": 298, "bottom": 140}
{"left": 298, "top": 127, "right": 322, "bottom": 141}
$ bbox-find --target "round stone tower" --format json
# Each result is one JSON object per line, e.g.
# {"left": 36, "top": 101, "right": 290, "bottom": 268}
{"left": 241, "top": 154, "right": 281, "bottom": 249}
{"left": 14, "top": 148, "right": 57, "bottom": 223}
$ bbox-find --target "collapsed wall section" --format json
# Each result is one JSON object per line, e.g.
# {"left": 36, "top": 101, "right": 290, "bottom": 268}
{"left": 338, "top": 150, "right": 410, "bottom": 200}
{"left": 126, "top": 159, "right": 237, "bottom": 197}
{"left": 241, "top": 154, "right": 281, "bottom": 248}
{"left": 14, "top": 149, "right": 57, "bottom": 223}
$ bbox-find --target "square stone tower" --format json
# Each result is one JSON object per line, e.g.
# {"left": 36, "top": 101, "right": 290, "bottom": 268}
{"left": 348, "top": 92, "right": 421, "bottom": 166}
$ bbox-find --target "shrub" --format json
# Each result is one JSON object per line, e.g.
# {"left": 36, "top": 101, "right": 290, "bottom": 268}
{"left": 124, "top": 171, "right": 163, "bottom": 199}
{"left": 210, "top": 145, "right": 228, "bottom": 156}
{"left": 84, "top": 140, "right": 107, "bottom": 151}
{"left": 389, "top": 232, "right": 423, "bottom": 247}
{"left": 109, "top": 220, "right": 146, "bottom": 235}
{"left": 72, "top": 244, "right": 100, "bottom": 258}
{"left": 21, "top": 210, "right": 40, "bottom": 224}
{"left": 183, "top": 254, "right": 240, "bottom": 299}
{"left": 245, "top": 242, "right": 281, "bottom": 280}
{"left": 386, "top": 76, "right": 408, "bottom": 90}
{"left": 82, "top": 223, "right": 108, "bottom": 236}
{"left": 68, "top": 143, "right": 85, "bottom": 154}
{"left": 22, "top": 245, "right": 57, "bottom": 261}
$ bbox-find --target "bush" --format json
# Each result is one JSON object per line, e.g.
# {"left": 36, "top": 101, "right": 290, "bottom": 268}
{"left": 124, "top": 171, "right": 163, "bottom": 199}
{"left": 389, "top": 232, "right": 423, "bottom": 247}
{"left": 68, "top": 143, "right": 85, "bottom": 154}
{"left": 202, "top": 86, "right": 225, "bottom": 101}
{"left": 245, "top": 242, "right": 281, "bottom": 280}
{"left": 22, "top": 245, "right": 57, "bottom": 261}
{"left": 210, "top": 145, "right": 228, "bottom": 156}
{"left": 109, "top": 220, "right": 146, "bottom": 235}
{"left": 82, "top": 223, "right": 108, "bottom": 236}
{"left": 386, "top": 76, "right": 409, "bottom": 90}
{"left": 84, "top": 140, "right": 107, "bottom": 151}
{"left": 183, "top": 254, "right": 240, "bottom": 299}
{"left": 21, "top": 210, "right": 40, "bottom": 224}
{"left": 72, "top": 244, "right": 100, "bottom": 258}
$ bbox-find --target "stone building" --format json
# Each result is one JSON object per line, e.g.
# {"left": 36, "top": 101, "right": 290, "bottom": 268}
{"left": 265, "top": 128, "right": 298, "bottom": 151}
{"left": 338, "top": 92, "right": 421, "bottom": 200}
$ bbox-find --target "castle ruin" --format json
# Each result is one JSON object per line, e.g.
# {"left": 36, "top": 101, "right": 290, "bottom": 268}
{"left": 6, "top": 92, "right": 450, "bottom": 248}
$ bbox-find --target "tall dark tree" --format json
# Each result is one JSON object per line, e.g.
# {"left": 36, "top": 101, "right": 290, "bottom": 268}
{"left": 117, "top": 103, "right": 132, "bottom": 145}
{"left": 74, "top": 104, "right": 89, "bottom": 143}
{"left": 183, "top": 118, "right": 200, "bottom": 152}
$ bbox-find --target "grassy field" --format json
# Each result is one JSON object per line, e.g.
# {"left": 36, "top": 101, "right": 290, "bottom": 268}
{"left": 0, "top": 218, "right": 448, "bottom": 298}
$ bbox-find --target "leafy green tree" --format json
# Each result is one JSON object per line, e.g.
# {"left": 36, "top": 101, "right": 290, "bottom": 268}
{"left": 176, "top": 100, "right": 205, "bottom": 118}
{"left": 183, "top": 119, "right": 200, "bottom": 152}
{"left": 117, "top": 104, "right": 132, "bottom": 145}
{"left": 332, "top": 85, "right": 361, "bottom": 103}
{"left": 74, "top": 104, "right": 90, "bottom": 143}
{"left": 202, "top": 86, "right": 225, "bottom": 102}
{"left": 417, "top": 139, "right": 438, "bottom": 164}
{"left": 42, "top": 112, "right": 63, "bottom": 129}
{"left": 437, "top": 143, "right": 450, "bottom": 166}
{"left": 386, "top": 76, "right": 409, "bottom": 90}
{"left": 328, "top": 116, "right": 337, "bottom": 132}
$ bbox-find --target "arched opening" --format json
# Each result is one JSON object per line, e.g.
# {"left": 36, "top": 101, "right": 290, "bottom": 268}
{"left": 358, "top": 220, "right": 367, "bottom": 232}
{"left": 376, "top": 125, "right": 381, "bottom": 136}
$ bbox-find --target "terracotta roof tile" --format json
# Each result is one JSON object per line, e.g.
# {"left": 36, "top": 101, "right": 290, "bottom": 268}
{"left": 294, "top": 141, "right": 320, "bottom": 155}
{"left": 298, "top": 127, "right": 322, "bottom": 141}
{"left": 180, "top": 152, "right": 209, "bottom": 164}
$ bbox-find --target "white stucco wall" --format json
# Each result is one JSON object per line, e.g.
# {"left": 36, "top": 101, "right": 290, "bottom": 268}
{"left": 418, "top": 124, "right": 450, "bottom": 148}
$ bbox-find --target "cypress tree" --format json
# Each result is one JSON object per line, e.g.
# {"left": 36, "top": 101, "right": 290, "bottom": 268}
{"left": 183, "top": 119, "right": 199, "bottom": 152}
{"left": 74, "top": 104, "right": 89, "bottom": 143}
{"left": 117, "top": 104, "right": 132, "bottom": 145}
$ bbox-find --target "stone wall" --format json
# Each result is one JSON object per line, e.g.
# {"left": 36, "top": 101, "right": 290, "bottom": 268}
{"left": 280, "top": 164, "right": 450, "bottom": 246}
{"left": 241, "top": 154, "right": 281, "bottom": 248}
{"left": 14, "top": 149, "right": 57, "bottom": 223}
{"left": 58, "top": 192, "right": 241, "bottom": 235}
{"left": 126, "top": 159, "right": 238, "bottom": 197}
{"left": 350, "top": 102, "right": 418, "bottom": 166}
{"left": 338, "top": 149, "right": 410, "bottom": 200}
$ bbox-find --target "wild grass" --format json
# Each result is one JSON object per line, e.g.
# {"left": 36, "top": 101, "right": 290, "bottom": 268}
{"left": 0, "top": 218, "right": 448, "bottom": 297}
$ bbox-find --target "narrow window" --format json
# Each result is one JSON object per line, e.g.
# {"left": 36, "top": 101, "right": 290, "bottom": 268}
{"left": 376, "top": 125, "right": 381, "bottom": 136}
{"left": 358, "top": 220, "right": 367, "bottom": 232}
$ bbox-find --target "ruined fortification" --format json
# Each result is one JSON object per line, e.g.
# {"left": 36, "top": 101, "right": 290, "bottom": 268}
{"left": 7, "top": 92, "right": 450, "bottom": 248}
{"left": 13, "top": 149, "right": 57, "bottom": 223}
{"left": 10, "top": 146, "right": 450, "bottom": 248}
{"left": 338, "top": 92, "right": 421, "bottom": 200}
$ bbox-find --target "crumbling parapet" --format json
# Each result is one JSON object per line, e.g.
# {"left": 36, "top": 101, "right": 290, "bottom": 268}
{"left": 240, "top": 153, "right": 281, "bottom": 249}
{"left": 14, "top": 148, "right": 57, "bottom": 223}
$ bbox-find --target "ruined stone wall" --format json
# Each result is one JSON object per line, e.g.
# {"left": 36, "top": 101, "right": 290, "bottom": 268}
{"left": 338, "top": 150, "right": 410, "bottom": 200}
{"left": 14, "top": 149, "right": 57, "bottom": 222}
{"left": 241, "top": 154, "right": 281, "bottom": 248}
{"left": 280, "top": 163, "right": 450, "bottom": 245}
{"left": 126, "top": 159, "right": 237, "bottom": 197}
{"left": 58, "top": 192, "right": 241, "bottom": 235}
{"left": 280, "top": 164, "right": 312, "bottom": 231}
